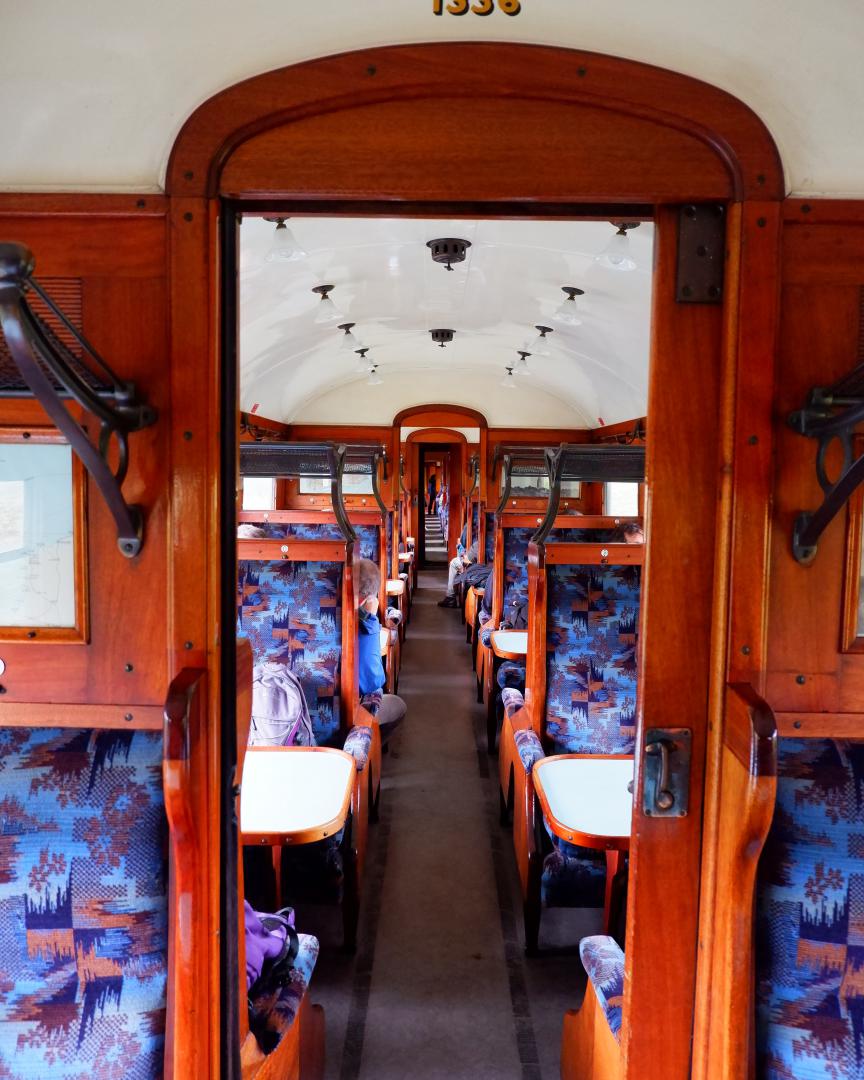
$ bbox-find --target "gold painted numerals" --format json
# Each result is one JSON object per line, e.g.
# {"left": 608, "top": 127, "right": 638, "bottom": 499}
{"left": 432, "top": 0, "right": 521, "bottom": 13}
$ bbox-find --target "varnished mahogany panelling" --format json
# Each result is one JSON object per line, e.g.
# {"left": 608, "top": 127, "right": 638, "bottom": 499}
{"left": 221, "top": 98, "right": 732, "bottom": 204}
{"left": 167, "top": 44, "right": 782, "bottom": 201}
{"left": 0, "top": 211, "right": 170, "bottom": 705}
{"left": 766, "top": 280, "right": 864, "bottom": 711}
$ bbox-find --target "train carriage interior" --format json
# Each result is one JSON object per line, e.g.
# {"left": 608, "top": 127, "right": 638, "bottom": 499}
{"left": 2, "top": 8, "right": 864, "bottom": 1080}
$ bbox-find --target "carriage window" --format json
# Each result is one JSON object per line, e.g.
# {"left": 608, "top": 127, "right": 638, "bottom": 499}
{"left": 842, "top": 484, "right": 864, "bottom": 651}
{"left": 299, "top": 475, "right": 374, "bottom": 495}
{"left": 242, "top": 477, "right": 276, "bottom": 509}
{"left": 0, "top": 438, "right": 81, "bottom": 634}
{"left": 499, "top": 474, "right": 581, "bottom": 498}
{"left": 605, "top": 481, "right": 640, "bottom": 516}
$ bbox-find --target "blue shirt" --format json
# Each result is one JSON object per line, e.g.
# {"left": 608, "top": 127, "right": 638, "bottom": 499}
{"left": 357, "top": 610, "right": 386, "bottom": 695}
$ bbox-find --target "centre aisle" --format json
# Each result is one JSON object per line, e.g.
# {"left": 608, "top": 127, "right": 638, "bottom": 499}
{"left": 357, "top": 567, "right": 520, "bottom": 1078}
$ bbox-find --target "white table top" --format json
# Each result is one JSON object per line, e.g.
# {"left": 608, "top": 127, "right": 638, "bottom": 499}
{"left": 399, "top": 552, "right": 412, "bottom": 562}
{"left": 491, "top": 630, "right": 528, "bottom": 656}
{"left": 386, "top": 578, "right": 405, "bottom": 595}
{"left": 533, "top": 756, "right": 634, "bottom": 843}
{"left": 380, "top": 627, "right": 390, "bottom": 655}
{"left": 241, "top": 747, "right": 354, "bottom": 842}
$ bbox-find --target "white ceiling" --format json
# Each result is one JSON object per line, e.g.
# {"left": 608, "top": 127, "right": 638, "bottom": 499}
{"left": 239, "top": 217, "right": 654, "bottom": 428}
{"left": 2, "top": 1, "right": 864, "bottom": 194}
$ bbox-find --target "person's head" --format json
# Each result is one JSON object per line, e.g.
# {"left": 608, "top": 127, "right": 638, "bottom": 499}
{"left": 622, "top": 523, "right": 644, "bottom": 544}
{"left": 355, "top": 557, "right": 380, "bottom": 614}
{"left": 237, "top": 523, "right": 267, "bottom": 539}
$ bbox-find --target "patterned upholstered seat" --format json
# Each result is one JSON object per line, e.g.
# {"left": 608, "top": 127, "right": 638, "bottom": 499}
{"left": 247, "top": 933, "right": 319, "bottom": 1057}
{"left": 756, "top": 738, "right": 864, "bottom": 1079}
{"left": 239, "top": 559, "right": 343, "bottom": 747}
{"left": 539, "top": 561, "right": 639, "bottom": 909}
{"left": 238, "top": 558, "right": 372, "bottom": 911}
{"left": 484, "top": 513, "right": 496, "bottom": 564}
{"left": 580, "top": 935, "right": 625, "bottom": 1040}
{"left": 0, "top": 726, "right": 167, "bottom": 1078}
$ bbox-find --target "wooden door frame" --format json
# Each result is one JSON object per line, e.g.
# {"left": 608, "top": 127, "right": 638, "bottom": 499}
{"left": 166, "top": 42, "right": 783, "bottom": 1079}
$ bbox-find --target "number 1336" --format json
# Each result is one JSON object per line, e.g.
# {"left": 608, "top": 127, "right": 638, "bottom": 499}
{"left": 433, "top": 0, "right": 521, "bottom": 14}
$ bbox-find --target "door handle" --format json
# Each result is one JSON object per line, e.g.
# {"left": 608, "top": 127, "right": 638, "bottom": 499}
{"left": 642, "top": 728, "right": 691, "bottom": 818}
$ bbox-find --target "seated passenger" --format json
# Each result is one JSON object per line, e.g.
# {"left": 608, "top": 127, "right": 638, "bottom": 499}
{"left": 356, "top": 557, "right": 407, "bottom": 744}
{"left": 614, "top": 522, "right": 644, "bottom": 544}
{"left": 439, "top": 536, "right": 479, "bottom": 608}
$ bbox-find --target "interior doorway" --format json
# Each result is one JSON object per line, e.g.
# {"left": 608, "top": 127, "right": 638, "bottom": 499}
{"left": 420, "top": 447, "right": 449, "bottom": 566}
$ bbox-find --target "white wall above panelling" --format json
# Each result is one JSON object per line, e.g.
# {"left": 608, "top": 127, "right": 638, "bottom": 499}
{"left": 2, "top": 0, "right": 864, "bottom": 195}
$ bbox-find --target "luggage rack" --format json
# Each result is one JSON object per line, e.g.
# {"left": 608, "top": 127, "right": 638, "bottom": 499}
{"left": 0, "top": 242, "right": 158, "bottom": 557}
{"left": 788, "top": 363, "right": 864, "bottom": 564}
{"left": 239, "top": 441, "right": 390, "bottom": 540}
{"left": 492, "top": 444, "right": 552, "bottom": 514}
{"left": 534, "top": 444, "right": 646, "bottom": 543}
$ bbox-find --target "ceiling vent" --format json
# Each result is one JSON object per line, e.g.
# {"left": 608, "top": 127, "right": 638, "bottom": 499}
{"left": 430, "top": 328, "right": 455, "bottom": 347}
{"left": 426, "top": 238, "right": 471, "bottom": 271}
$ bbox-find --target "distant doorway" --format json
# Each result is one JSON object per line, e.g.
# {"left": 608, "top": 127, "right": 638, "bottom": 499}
{"left": 420, "top": 447, "right": 450, "bottom": 565}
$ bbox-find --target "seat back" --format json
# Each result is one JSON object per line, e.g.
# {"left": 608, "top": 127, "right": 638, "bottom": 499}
{"left": 484, "top": 511, "right": 496, "bottom": 564}
{"left": 756, "top": 737, "right": 864, "bottom": 1078}
{"left": 238, "top": 553, "right": 346, "bottom": 747}
{"left": 0, "top": 725, "right": 168, "bottom": 1076}
{"left": 524, "top": 540, "right": 642, "bottom": 754}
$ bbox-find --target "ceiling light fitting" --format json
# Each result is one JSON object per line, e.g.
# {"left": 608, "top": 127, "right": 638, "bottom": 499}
{"left": 338, "top": 322, "right": 362, "bottom": 352}
{"left": 500, "top": 366, "right": 517, "bottom": 390}
{"left": 312, "top": 284, "right": 341, "bottom": 324}
{"left": 553, "top": 287, "right": 585, "bottom": 326}
{"left": 264, "top": 217, "right": 307, "bottom": 263}
{"left": 526, "top": 325, "right": 554, "bottom": 356}
{"left": 430, "top": 328, "right": 455, "bottom": 347}
{"left": 595, "top": 221, "right": 640, "bottom": 271}
{"left": 426, "top": 238, "right": 472, "bottom": 272}
{"left": 366, "top": 364, "right": 383, "bottom": 386}
{"left": 354, "top": 347, "right": 372, "bottom": 373}
{"left": 515, "top": 350, "right": 532, "bottom": 376}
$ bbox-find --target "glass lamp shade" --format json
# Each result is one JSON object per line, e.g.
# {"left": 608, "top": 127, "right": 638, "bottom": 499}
{"left": 366, "top": 368, "right": 383, "bottom": 386}
{"left": 500, "top": 368, "right": 517, "bottom": 389}
{"left": 313, "top": 295, "right": 342, "bottom": 324}
{"left": 525, "top": 333, "right": 551, "bottom": 356}
{"left": 354, "top": 352, "right": 372, "bottom": 373}
{"left": 595, "top": 230, "right": 637, "bottom": 271}
{"left": 515, "top": 355, "right": 532, "bottom": 376}
{"left": 266, "top": 221, "right": 307, "bottom": 263}
{"left": 552, "top": 298, "right": 583, "bottom": 326}
{"left": 339, "top": 329, "right": 361, "bottom": 352}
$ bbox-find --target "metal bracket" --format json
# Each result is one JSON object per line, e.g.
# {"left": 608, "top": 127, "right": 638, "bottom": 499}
{"left": 675, "top": 204, "right": 726, "bottom": 303}
{"left": 788, "top": 364, "right": 864, "bottom": 564}
{"left": 642, "top": 728, "right": 691, "bottom": 817}
{"left": 0, "top": 243, "right": 157, "bottom": 557}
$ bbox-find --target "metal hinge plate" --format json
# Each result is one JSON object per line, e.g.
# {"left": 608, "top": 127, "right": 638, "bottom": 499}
{"left": 676, "top": 204, "right": 726, "bottom": 303}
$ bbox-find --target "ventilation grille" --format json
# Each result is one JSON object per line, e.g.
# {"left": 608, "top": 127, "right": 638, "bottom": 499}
{"left": 0, "top": 277, "right": 102, "bottom": 394}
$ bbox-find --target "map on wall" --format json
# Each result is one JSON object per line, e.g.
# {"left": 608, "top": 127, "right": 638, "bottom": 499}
{"left": 0, "top": 443, "right": 76, "bottom": 627}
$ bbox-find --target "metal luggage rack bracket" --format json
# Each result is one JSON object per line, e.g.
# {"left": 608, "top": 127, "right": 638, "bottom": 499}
{"left": 788, "top": 364, "right": 864, "bottom": 564}
{"left": 0, "top": 242, "right": 157, "bottom": 558}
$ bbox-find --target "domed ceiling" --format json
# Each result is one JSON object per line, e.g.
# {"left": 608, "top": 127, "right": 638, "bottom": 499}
{"left": 239, "top": 216, "right": 654, "bottom": 429}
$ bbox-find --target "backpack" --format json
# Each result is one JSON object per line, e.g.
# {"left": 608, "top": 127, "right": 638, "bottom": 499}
{"left": 244, "top": 901, "right": 299, "bottom": 991}
{"left": 503, "top": 595, "right": 529, "bottom": 630}
{"left": 250, "top": 661, "right": 315, "bottom": 747}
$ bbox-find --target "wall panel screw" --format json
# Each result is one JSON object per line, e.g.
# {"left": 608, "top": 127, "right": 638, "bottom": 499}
{"left": 184, "top": 641, "right": 194, "bottom": 650}
{"left": 795, "top": 674, "right": 806, "bottom": 685}
{"left": 125, "top": 663, "right": 134, "bottom": 673}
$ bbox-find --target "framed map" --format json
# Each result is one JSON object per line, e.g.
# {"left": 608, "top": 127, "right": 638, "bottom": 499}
{"left": 0, "top": 431, "right": 87, "bottom": 641}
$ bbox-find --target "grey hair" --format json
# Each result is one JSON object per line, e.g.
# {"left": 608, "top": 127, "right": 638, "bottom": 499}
{"left": 355, "top": 557, "right": 380, "bottom": 601}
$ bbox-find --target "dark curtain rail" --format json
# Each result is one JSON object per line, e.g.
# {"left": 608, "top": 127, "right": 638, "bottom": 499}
{"left": 0, "top": 242, "right": 157, "bottom": 557}
{"left": 533, "top": 443, "right": 647, "bottom": 543}
{"left": 788, "top": 366, "right": 864, "bottom": 564}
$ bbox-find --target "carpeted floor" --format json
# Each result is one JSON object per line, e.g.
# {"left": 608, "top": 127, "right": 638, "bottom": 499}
{"left": 295, "top": 569, "right": 596, "bottom": 1079}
